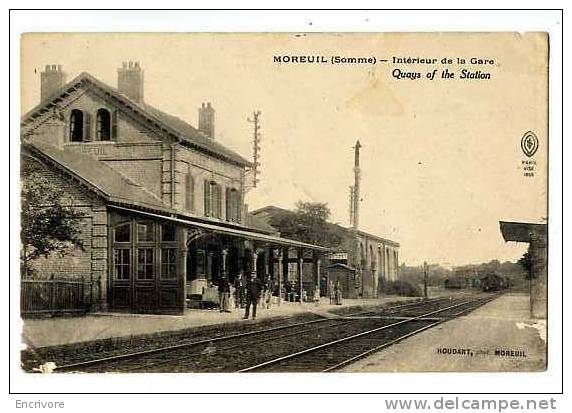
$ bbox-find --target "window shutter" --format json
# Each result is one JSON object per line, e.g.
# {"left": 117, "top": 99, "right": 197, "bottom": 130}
{"left": 184, "top": 174, "right": 190, "bottom": 211}
{"left": 204, "top": 180, "right": 211, "bottom": 217}
{"left": 84, "top": 112, "right": 92, "bottom": 141}
{"left": 235, "top": 190, "right": 242, "bottom": 223}
{"left": 225, "top": 187, "right": 231, "bottom": 221}
{"left": 189, "top": 175, "right": 194, "bottom": 212}
{"left": 213, "top": 184, "right": 220, "bottom": 219}
{"left": 111, "top": 110, "right": 118, "bottom": 141}
{"left": 217, "top": 185, "right": 222, "bottom": 219}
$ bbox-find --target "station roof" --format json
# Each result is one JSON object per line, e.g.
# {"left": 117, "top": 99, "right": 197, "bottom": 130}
{"left": 21, "top": 72, "right": 251, "bottom": 167}
{"left": 110, "top": 205, "right": 330, "bottom": 252}
{"left": 25, "top": 141, "right": 167, "bottom": 210}
{"left": 499, "top": 221, "right": 547, "bottom": 243}
{"left": 23, "top": 142, "right": 277, "bottom": 236}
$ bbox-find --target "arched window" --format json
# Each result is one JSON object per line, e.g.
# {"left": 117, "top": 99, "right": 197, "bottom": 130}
{"left": 69, "top": 109, "right": 84, "bottom": 142}
{"left": 204, "top": 180, "right": 221, "bottom": 218}
{"left": 96, "top": 108, "right": 111, "bottom": 141}
{"left": 226, "top": 188, "right": 241, "bottom": 223}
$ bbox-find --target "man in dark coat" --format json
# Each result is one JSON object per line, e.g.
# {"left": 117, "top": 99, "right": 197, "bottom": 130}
{"left": 234, "top": 271, "right": 245, "bottom": 308}
{"left": 218, "top": 275, "right": 231, "bottom": 313}
{"left": 243, "top": 274, "right": 262, "bottom": 320}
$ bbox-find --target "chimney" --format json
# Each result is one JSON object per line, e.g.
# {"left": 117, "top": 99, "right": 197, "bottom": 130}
{"left": 198, "top": 102, "right": 215, "bottom": 139}
{"left": 117, "top": 61, "right": 144, "bottom": 103}
{"left": 41, "top": 65, "right": 66, "bottom": 102}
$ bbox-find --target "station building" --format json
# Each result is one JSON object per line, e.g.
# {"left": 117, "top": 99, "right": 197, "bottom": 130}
{"left": 251, "top": 206, "right": 400, "bottom": 299}
{"left": 20, "top": 63, "right": 327, "bottom": 315}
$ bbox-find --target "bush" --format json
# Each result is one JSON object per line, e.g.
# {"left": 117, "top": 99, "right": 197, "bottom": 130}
{"left": 381, "top": 280, "right": 423, "bottom": 297}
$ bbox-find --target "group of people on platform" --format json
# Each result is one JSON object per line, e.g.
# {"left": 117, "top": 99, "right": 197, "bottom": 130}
{"left": 212, "top": 273, "right": 342, "bottom": 320}
{"left": 214, "top": 271, "right": 271, "bottom": 320}
{"left": 330, "top": 280, "right": 343, "bottom": 305}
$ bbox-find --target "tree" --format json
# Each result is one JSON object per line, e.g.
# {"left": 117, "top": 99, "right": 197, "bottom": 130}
{"left": 518, "top": 251, "right": 534, "bottom": 280}
{"left": 273, "top": 201, "right": 342, "bottom": 248}
{"left": 21, "top": 169, "right": 85, "bottom": 277}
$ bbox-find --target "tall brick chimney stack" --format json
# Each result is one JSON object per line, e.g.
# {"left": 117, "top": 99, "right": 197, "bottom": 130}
{"left": 117, "top": 61, "right": 144, "bottom": 103}
{"left": 41, "top": 65, "right": 66, "bottom": 102}
{"left": 198, "top": 102, "right": 215, "bottom": 139}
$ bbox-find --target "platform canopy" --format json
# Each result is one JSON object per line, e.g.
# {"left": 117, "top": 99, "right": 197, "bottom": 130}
{"left": 111, "top": 205, "right": 330, "bottom": 252}
{"left": 499, "top": 221, "right": 547, "bottom": 243}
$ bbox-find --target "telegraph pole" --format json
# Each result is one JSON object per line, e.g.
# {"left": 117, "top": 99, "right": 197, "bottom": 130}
{"left": 351, "top": 140, "right": 362, "bottom": 230}
{"left": 247, "top": 111, "right": 262, "bottom": 188}
{"left": 423, "top": 261, "right": 428, "bottom": 299}
{"left": 350, "top": 140, "right": 362, "bottom": 297}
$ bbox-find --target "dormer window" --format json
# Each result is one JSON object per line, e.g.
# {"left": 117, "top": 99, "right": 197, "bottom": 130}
{"left": 69, "top": 109, "right": 84, "bottom": 142}
{"left": 96, "top": 108, "right": 111, "bottom": 141}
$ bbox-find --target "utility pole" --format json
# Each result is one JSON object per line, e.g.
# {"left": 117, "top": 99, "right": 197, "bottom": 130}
{"left": 350, "top": 140, "right": 362, "bottom": 230}
{"left": 247, "top": 111, "right": 262, "bottom": 188}
{"left": 423, "top": 261, "right": 428, "bottom": 299}
{"left": 349, "top": 140, "right": 363, "bottom": 297}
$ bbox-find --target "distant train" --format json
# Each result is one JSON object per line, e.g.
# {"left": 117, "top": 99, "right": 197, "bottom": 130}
{"left": 443, "top": 277, "right": 468, "bottom": 289}
{"left": 444, "top": 272, "right": 510, "bottom": 292}
{"left": 480, "top": 273, "right": 510, "bottom": 292}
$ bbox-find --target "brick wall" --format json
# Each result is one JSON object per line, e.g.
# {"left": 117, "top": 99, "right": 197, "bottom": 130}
{"left": 27, "top": 89, "right": 166, "bottom": 200}
{"left": 22, "top": 153, "right": 108, "bottom": 311}
{"left": 174, "top": 144, "right": 245, "bottom": 219}
{"left": 25, "top": 87, "right": 247, "bottom": 221}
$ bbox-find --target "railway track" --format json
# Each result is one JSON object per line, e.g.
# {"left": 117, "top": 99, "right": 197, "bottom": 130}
{"left": 47, "top": 295, "right": 448, "bottom": 372}
{"left": 239, "top": 294, "right": 498, "bottom": 372}
{"left": 44, "top": 293, "right": 498, "bottom": 373}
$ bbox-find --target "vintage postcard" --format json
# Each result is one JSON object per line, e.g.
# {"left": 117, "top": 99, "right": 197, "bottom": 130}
{"left": 19, "top": 32, "right": 548, "bottom": 374}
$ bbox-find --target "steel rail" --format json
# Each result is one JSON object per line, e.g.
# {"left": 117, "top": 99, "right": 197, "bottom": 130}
{"left": 126, "top": 296, "right": 466, "bottom": 372}
{"left": 52, "top": 297, "right": 448, "bottom": 372}
{"left": 236, "top": 295, "right": 496, "bottom": 373}
{"left": 122, "top": 297, "right": 459, "bottom": 372}
{"left": 54, "top": 316, "right": 332, "bottom": 372}
{"left": 321, "top": 294, "right": 498, "bottom": 372}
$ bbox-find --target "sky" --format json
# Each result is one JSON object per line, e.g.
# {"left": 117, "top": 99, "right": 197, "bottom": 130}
{"left": 20, "top": 33, "right": 548, "bottom": 266}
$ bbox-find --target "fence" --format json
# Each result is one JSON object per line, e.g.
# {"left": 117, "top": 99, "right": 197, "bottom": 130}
{"left": 21, "top": 276, "right": 92, "bottom": 317}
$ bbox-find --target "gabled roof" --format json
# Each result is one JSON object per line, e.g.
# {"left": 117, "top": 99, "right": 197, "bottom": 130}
{"left": 24, "top": 142, "right": 168, "bottom": 211}
{"left": 21, "top": 72, "right": 251, "bottom": 167}
{"left": 327, "top": 263, "right": 356, "bottom": 272}
{"left": 23, "top": 142, "right": 272, "bottom": 235}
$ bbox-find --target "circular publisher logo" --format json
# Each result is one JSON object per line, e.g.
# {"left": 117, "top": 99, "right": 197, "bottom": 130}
{"left": 521, "top": 131, "right": 539, "bottom": 158}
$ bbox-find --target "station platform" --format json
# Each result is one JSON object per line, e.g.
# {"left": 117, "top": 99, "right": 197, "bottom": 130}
{"left": 342, "top": 293, "right": 547, "bottom": 372}
{"left": 21, "top": 296, "right": 414, "bottom": 349}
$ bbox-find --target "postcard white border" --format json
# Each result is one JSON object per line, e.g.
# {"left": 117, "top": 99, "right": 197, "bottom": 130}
{"left": 7, "top": 8, "right": 564, "bottom": 397}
